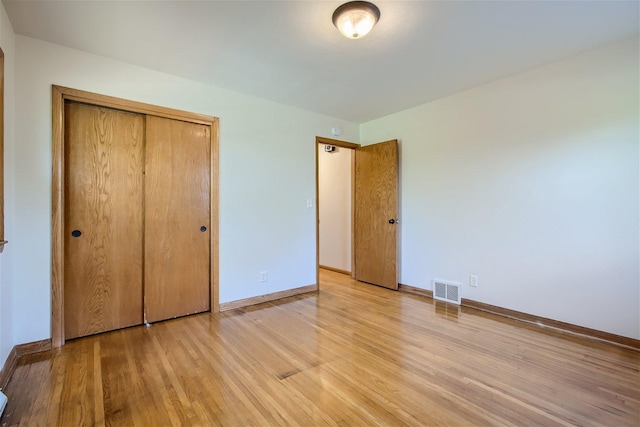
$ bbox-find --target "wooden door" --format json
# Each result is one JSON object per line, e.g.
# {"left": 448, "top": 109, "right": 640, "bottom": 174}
{"left": 354, "top": 140, "right": 398, "bottom": 290}
{"left": 144, "top": 116, "right": 211, "bottom": 323}
{"left": 64, "top": 102, "right": 145, "bottom": 339}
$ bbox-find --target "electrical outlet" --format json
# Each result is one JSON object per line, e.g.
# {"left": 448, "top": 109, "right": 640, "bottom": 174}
{"left": 469, "top": 274, "right": 478, "bottom": 288}
{"left": 306, "top": 198, "right": 313, "bottom": 208}
{"left": 260, "top": 271, "right": 268, "bottom": 282}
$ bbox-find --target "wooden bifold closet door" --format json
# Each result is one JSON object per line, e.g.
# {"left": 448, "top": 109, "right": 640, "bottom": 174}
{"left": 64, "top": 102, "right": 211, "bottom": 340}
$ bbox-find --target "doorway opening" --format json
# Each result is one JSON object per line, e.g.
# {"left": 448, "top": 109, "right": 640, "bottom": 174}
{"left": 315, "top": 136, "right": 399, "bottom": 290}
{"left": 315, "top": 137, "right": 360, "bottom": 286}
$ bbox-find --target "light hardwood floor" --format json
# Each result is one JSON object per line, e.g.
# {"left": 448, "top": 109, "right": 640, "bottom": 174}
{"left": 2, "top": 269, "right": 639, "bottom": 426}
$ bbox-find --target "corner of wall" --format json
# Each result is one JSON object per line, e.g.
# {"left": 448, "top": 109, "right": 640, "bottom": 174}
{"left": 0, "top": 1, "right": 16, "bottom": 367}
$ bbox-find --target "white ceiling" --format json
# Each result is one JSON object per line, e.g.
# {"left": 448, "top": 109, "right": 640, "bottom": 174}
{"left": 3, "top": 0, "right": 639, "bottom": 122}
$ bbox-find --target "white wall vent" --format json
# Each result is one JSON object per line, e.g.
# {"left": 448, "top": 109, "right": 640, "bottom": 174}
{"left": 432, "top": 279, "right": 461, "bottom": 305}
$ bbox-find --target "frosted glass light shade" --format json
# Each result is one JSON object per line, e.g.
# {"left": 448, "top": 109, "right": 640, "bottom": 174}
{"left": 332, "top": 1, "right": 381, "bottom": 40}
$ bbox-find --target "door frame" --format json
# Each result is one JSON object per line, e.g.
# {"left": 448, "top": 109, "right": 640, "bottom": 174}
{"left": 51, "top": 85, "right": 220, "bottom": 347}
{"left": 315, "top": 136, "right": 360, "bottom": 287}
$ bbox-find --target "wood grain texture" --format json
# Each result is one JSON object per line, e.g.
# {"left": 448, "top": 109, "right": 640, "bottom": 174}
{"left": 462, "top": 298, "right": 640, "bottom": 350}
{"left": 53, "top": 86, "right": 216, "bottom": 125}
{"left": 319, "top": 265, "right": 351, "bottom": 275}
{"left": 15, "top": 339, "right": 53, "bottom": 356}
{"left": 398, "top": 283, "right": 434, "bottom": 299}
{"left": 0, "top": 346, "right": 17, "bottom": 391}
{"left": 316, "top": 136, "right": 361, "bottom": 150}
{"left": 351, "top": 148, "right": 356, "bottom": 279}
{"left": 52, "top": 86, "right": 66, "bottom": 347}
{"left": 144, "top": 116, "right": 211, "bottom": 323}
{"left": 0, "top": 339, "right": 51, "bottom": 390}
{"left": 64, "top": 102, "right": 145, "bottom": 340}
{"left": 398, "top": 283, "right": 639, "bottom": 350}
{"left": 210, "top": 118, "right": 220, "bottom": 313}
{"left": 52, "top": 86, "right": 220, "bottom": 347}
{"left": 354, "top": 139, "right": 398, "bottom": 289}
{"left": 219, "top": 284, "right": 318, "bottom": 312}
{"left": 2, "top": 269, "right": 638, "bottom": 426}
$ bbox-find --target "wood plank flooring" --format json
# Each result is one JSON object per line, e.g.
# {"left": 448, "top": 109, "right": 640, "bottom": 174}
{"left": 2, "top": 269, "right": 639, "bottom": 426}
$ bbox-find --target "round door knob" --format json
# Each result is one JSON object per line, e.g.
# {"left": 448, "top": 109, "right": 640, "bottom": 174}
{"left": 71, "top": 230, "right": 82, "bottom": 237}
{"left": 388, "top": 219, "right": 396, "bottom": 224}
{"left": 200, "top": 226, "right": 207, "bottom": 232}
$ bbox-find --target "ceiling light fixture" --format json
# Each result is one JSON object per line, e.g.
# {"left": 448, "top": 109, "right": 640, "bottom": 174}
{"left": 332, "top": 1, "right": 380, "bottom": 40}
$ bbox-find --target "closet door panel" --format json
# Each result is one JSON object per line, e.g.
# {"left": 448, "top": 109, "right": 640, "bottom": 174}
{"left": 64, "top": 102, "right": 145, "bottom": 339}
{"left": 145, "top": 116, "right": 211, "bottom": 323}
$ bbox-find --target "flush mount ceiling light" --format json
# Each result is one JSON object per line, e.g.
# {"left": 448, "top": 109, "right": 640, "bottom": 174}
{"left": 332, "top": 1, "right": 381, "bottom": 40}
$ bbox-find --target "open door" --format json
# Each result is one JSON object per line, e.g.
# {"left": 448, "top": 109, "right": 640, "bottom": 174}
{"left": 354, "top": 139, "right": 398, "bottom": 290}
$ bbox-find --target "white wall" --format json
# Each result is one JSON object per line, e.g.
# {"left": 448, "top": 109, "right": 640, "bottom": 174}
{"left": 361, "top": 37, "right": 640, "bottom": 339}
{"left": 12, "top": 35, "right": 358, "bottom": 347}
{"left": 5, "top": 29, "right": 638, "bottom": 358}
{"left": 0, "top": 2, "right": 15, "bottom": 366}
{"left": 318, "top": 145, "right": 352, "bottom": 272}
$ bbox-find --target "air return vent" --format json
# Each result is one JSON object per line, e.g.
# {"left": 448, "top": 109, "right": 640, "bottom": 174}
{"left": 432, "top": 279, "right": 461, "bottom": 305}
